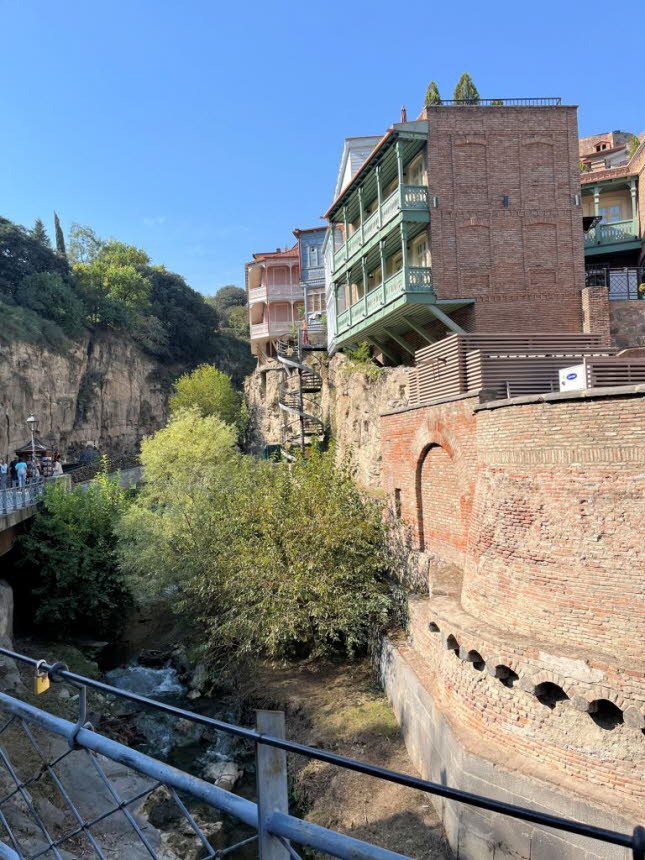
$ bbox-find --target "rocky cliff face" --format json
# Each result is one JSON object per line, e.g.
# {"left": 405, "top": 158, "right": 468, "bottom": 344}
{"left": 0, "top": 331, "right": 170, "bottom": 460}
{"left": 245, "top": 354, "right": 410, "bottom": 490}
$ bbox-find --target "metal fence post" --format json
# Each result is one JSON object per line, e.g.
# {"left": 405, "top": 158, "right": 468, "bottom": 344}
{"left": 256, "top": 710, "right": 289, "bottom": 860}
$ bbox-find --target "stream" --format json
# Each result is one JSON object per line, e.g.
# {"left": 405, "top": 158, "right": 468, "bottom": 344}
{"left": 98, "top": 658, "right": 258, "bottom": 856}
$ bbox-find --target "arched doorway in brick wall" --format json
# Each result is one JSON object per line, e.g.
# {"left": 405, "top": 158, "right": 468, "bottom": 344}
{"left": 416, "top": 443, "right": 464, "bottom": 561}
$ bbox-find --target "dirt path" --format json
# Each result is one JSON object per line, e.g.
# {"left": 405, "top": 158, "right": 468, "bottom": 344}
{"left": 250, "top": 659, "right": 452, "bottom": 859}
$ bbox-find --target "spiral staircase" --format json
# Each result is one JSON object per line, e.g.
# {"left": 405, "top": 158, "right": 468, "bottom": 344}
{"left": 275, "top": 331, "right": 326, "bottom": 453}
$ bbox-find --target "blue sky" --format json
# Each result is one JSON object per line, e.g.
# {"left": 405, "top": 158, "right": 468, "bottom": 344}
{"left": 2, "top": 1, "right": 643, "bottom": 295}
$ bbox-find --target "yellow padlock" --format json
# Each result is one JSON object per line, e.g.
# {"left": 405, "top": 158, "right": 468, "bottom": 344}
{"left": 33, "top": 661, "right": 50, "bottom": 696}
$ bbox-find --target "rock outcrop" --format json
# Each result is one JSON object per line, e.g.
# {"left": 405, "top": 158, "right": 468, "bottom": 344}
{"left": 0, "top": 331, "right": 171, "bottom": 460}
{"left": 245, "top": 353, "right": 410, "bottom": 489}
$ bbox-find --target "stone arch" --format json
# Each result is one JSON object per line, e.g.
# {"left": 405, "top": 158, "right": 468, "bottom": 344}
{"left": 415, "top": 441, "right": 463, "bottom": 556}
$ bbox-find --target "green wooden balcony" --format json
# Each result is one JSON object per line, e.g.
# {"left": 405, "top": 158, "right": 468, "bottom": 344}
{"left": 333, "top": 184, "right": 429, "bottom": 273}
{"left": 584, "top": 218, "right": 639, "bottom": 253}
{"left": 335, "top": 266, "right": 432, "bottom": 338}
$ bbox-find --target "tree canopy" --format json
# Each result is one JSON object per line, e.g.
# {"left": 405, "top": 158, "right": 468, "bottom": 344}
{"left": 0, "top": 215, "right": 247, "bottom": 371}
{"left": 453, "top": 73, "right": 479, "bottom": 104}
{"left": 169, "top": 364, "right": 245, "bottom": 430}
{"left": 118, "top": 421, "right": 401, "bottom": 673}
{"left": 425, "top": 81, "right": 441, "bottom": 106}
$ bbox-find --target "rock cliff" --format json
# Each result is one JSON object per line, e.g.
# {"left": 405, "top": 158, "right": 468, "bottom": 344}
{"left": 245, "top": 354, "right": 410, "bottom": 490}
{"left": 0, "top": 331, "right": 170, "bottom": 460}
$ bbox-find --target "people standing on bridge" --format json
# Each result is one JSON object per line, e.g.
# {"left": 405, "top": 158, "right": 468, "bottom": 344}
{"left": 0, "top": 459, "right": 7, "bottom": 490}
{"left": 15, "top": 458, "right": 27, "bottom": 488}
{"left": 9, "top": 458, "right": 18, "bottom": 487}
{"left": 52, "top": 456, "right": 64, "bottom": 477}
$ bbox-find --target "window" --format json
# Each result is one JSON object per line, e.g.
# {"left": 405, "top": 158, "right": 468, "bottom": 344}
{"left": 595, "top": 143, "right": 608, "bottom": 152}
{"left": 599, "top": 205, "right": 623, "bottom": 224}
{"left": 394, "top": 488, "right": 402, "bottom": 518}
{"left": 412, "top": 235, "right": 429, "bottom": 267}
{"left": 406, "top": 153, "right": 426, "bottom": 186}
{"left": 308, "top": 246, "right": 319, "bottom": 267}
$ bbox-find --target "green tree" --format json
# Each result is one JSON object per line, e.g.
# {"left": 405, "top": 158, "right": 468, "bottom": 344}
{"left": 627, "top": 134, "right": 641, "bottom": 159}
{"left": 453, "top": 73, "right": 480, "bottom": 104}
{"left": 15, "top": 272, "right": 85, "bottom": 336}
{"left": 226, "top": 304, "right": 249, "bottom": 339}
{"left": 425, "top": 81, "right": 441, "bottom": 106}
{"left": 31, "top": 218, "right": 51, "bottom": 247}
{"left": 21, "top": 464, "right": 133, "bottom": 638}
{"left": 68, "top": 223, "right": 105, "bottom": 264}
{"left": 0, "top": 217, "right": 69, "bottom": 301}
{"left": 208, "top": 285, "right": 246, "bottom": 314}
{"left": 54, "top": 212, "right": 67, "bottom": 257}
{"left": 119, "top": 425, "right": 399, "bottom": 672}
{"left": 169, "top": 364, "right": 244, "bottom": 429}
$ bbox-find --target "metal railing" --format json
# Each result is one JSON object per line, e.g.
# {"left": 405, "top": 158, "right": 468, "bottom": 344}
{"left": 584, "top": 218, "right": 639, "bottom": 248}
{"left": 336, "top": 267, "right": 433, "bottom": 334}
{"left": 0, "top": 477, "right": 61, "bottom": 518}
{"left": 0, "top": 648, "right": 641, "bottom": 860}
{"left": 586, "top": 266, "right": 645, "bottom": 300}
{"left": 426, "top": 97, "right": 562, "bottom": 106}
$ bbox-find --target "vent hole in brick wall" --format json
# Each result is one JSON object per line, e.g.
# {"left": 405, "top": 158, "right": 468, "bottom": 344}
{"left": 428, "top": 622, "right": 440, "bottom": 633}
{"left": 446, "top": 635, "right": 460, "bottom": 654}
{"left": 588, "top": 699, "right": 624, "bottom": 731}
{"left": 494, "top": 665, "right": 519, "bottom": 688}
{"left": 466, "top": 650, "right": 486, "bottom": 671}
{"left": 534, "top": 682, "right": 569, "bottom": 710}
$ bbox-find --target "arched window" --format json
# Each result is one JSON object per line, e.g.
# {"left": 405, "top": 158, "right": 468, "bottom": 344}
{"left": 493, "top": 665, "right": 519, "bottom": 688}
{"left": 534, "top": 682, "right": 569, "bottom": 710}
{"left": 466, "top": 650, "right": 485, "bottom": 671}
{"left": 589, "top": 699, "right": 624, "bottom": 730}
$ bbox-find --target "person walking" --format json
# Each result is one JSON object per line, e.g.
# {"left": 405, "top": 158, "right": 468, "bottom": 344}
{"left": 15, "top": 458, "right": 28, "bottom": 489}
{"left": 9, "top": 458, "right": 18, "bottom": 487}
{"left": 0, "top": 459, "right": 7, "bottom": 491}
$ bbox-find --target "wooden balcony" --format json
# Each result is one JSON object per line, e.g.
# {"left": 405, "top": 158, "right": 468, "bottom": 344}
{"left": 333, "top": 184, "right": 429, "bottom": 274}
{"left": 584, "top": 218, "right": 640, "bottom": 254}
{"left": 250, "top": 320, "right": 295, "bottom": 341}
{"left": 248, "top": 283, "right": 303, "bottom": 304}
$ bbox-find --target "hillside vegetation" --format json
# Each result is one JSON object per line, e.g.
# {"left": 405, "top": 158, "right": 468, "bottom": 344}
{"left": 0, "top": 216, "right": 254, "bottom": 382}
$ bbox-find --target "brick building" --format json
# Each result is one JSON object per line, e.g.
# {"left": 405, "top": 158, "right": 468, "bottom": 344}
{"left": 326, "top": 99, "right": 587, "bottom": 361}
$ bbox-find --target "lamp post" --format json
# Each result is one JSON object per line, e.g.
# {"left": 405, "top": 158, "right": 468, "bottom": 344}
{"left": 26, "top": 415, "right": 38, "bottom": 481}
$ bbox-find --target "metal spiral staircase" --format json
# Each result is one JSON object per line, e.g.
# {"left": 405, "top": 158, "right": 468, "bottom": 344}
{"left": 276, "top": 331, "right": 326, "bottom": 452}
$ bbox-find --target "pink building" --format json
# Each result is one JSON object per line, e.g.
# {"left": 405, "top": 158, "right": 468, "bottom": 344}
{"left": 245, "top": 245, "right": 304, "bottom": 362}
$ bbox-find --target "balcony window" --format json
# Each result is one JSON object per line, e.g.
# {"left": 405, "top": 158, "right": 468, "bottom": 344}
{"left": 412, "top": 234, "right": 429, "bottom": 267}
{"left": 405, "top": 153, "right": 426, "bottom": 186}
{"left": 598, "top": 205, "right": 623, "bottom": 224}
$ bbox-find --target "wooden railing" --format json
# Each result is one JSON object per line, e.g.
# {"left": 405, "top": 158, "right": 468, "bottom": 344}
{"left": 333, "top": 184, "right": 429, "bottom": 270}
{"left": 336, "top": 267, "right": 433, "bottom": 334}
{"left": 584, "top": 218, "right": 638, "bottom": 248}
{"left": 410, "top": 333, "right": 619, "bottom": 404}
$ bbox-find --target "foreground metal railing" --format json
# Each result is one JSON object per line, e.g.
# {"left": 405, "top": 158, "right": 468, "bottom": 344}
{"left": 586, "top": 266, "right": 645, "bottom": 300}
{"left": 0, "top": 648, "right": 642, "bottom": 860}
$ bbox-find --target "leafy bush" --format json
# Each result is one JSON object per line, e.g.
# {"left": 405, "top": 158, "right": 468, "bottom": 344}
{"left": 119, "top": 419, "right": 400, "bottom": 672}
{"left": 21, "top": 464, "right": 133, "bottom": 639}
{"left": 169, "top": 364, "right": 245, "bottom": 430}
{"left": 344, "top": 341, "right": 382, "bottom": 380}
{"left": 15, "top": 272, "right": 85, "bottom": 336}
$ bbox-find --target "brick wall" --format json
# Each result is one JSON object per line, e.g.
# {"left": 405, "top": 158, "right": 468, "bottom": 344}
{"left": 380, "top": 389, "right": 645, "bottom": 815}
{"left": 423, "top": 106, "right": 585, "bottom": 333}
{"left": 382, "top": 391, "right": 645, "bottom": 657}
{"left": 581, "top": 286, "right": 611, "bottom": 345}
{"left": 610, "top": 299, "right": 645, "bottom": 348}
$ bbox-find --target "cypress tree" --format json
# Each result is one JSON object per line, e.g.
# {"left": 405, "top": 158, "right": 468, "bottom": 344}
{"left": 31, "top": 218, "right": 51, "bottom": 247}
{"left": 54, "top": 212, "right": 67, "bottom": 258}
{"left": 453, "top": 73, "right": 480, "bottom": 104}
{"left": 425, "top": 81, "right": 442, "bottom": 106}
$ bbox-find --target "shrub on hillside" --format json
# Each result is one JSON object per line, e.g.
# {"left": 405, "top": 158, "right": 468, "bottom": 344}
{"left": 169, "top": 364, "right": 245, "bottom": 430}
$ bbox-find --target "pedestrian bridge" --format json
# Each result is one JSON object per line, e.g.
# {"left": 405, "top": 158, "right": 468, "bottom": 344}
{"left": 0, "top": 468, "right": 142, "bottom": 556}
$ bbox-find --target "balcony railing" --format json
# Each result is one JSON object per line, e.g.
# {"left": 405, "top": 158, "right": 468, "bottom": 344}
{"left": 584, "top": 218, "right": 639, "bottom": 248}
{"left": 333, "top": 184, "right": 429, "bottom": 271}
{"left": 248, "top": 284, "right": 303, "bottom": 304}
{"left": 250, "top": 320, "right": 296, "bottom": 340}
{"left": 336, "top": 266, "right": 433, "bottom": 334}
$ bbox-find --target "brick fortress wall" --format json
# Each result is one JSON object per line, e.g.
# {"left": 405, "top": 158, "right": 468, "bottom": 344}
{"left": 423, "top": 105, "right": 586, "bottom": 333}
{"left": 380, "top": 389, "right": 644, "bottom": 821}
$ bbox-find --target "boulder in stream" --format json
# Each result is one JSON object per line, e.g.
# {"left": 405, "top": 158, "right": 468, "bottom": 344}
{"left": 203, "top": 761, "right": 243, "bottom": 791}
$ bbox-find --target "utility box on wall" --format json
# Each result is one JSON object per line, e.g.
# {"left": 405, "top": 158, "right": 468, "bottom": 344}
{"left": 559, "top": 363, "right": 586, "bottom": 391}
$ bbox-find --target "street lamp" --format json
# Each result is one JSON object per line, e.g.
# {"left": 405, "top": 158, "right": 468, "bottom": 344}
{"left": 26, "top": 415, "right": 38, "bottom": 479}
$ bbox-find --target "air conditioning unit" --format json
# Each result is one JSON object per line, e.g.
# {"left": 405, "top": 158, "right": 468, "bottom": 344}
{"left": 559, "top": 364, "right": 586, "bottom": 392}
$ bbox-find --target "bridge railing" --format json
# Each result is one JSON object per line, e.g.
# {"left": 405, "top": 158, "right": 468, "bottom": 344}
{"left": 0, "top": 648, "right": 642, "bottom": 860}
{"left": 0, "top": 477, "right": 49, "bottom": 517}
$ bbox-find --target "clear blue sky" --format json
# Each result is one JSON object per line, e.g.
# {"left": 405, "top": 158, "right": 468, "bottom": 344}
{"left": 3, "top": 1, "right": 643, "bottom": 295}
